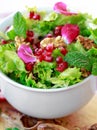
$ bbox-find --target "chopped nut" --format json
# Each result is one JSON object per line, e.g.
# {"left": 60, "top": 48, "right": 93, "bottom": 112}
{"left": 40, "top": 36, "right": 66, "bottom": 48}
{"left": 76, "top": 35, "right": 97, "bottom": 50}
{"left": 20, "top": 115, "right": 43, "bottom": 129}
{"left": 37, "top": 123, "right": 68, "bottom": 130}
{"left": 15, "top": 36, "right": 29, "bottom": 49}
{"left": 81, "top": 68, "right": 91, "bottom": 78}
{"left": 88, "top": 123, "right": 97, "bottom": 130}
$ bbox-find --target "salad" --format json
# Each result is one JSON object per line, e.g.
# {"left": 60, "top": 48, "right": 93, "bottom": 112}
{"left": 0, "top": 2, "right": 97, "bottom": 89}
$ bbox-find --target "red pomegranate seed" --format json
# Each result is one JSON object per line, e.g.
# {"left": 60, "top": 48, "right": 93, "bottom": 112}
{"left": 56, "top": 61, "right": 68, "bottom": 72}
{"left": 60, "top": 47, "right": 68, "bottom": 55}
{"left": 44, "top": 56, "right": 53, "bottom": 62}
{"left": 25, "top": 62, "right": 34, "bottom": 71}
{"left": 36, "top": 42, "right": 40, "bottom": 48}
{"left": 38, "top": 55, "right": 45, "bottom": 62}
{"left": 56, "top": 56, "right": 63, "bottom": 64}
{"left": 29, "top": 11, "right": 34, "bottom": 19}
{"left": 35, "top": 48, "right": 44, "bottom": 56}
{"left": 53, "top": 25, "right": 63, "bottom": 36}
{"left": 2, "top": 39, "right": 7, "bottom": 44}
{"left": 45, "top": 44, "right": 54, "bottom": 52}
{"left": 45, "top": 50, "right": 52, "bottom": 56}
{"left": 46, "top": 33, "right": 53, "bottom": 38}
{"left": 33, "top": 14, "right": 40, "bottom": 20}
{"left": 25, "top": 37, "right": 34, "bottom": 43}
{"left": 26, "top": 30, "right": 34, "bottom": 37}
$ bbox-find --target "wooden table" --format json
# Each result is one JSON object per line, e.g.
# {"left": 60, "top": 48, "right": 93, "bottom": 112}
{"left": 0, "top": 94, "right": 97, "bottom": 130}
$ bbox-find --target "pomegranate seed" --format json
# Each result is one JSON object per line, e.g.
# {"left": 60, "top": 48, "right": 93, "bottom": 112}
{"left": 32, "top": 44, "right": 37, "bottom": 49}
{"left": 45, "top": 50, "right": 52, "bottom": 56}
{"left": 2, "top": 39, "right": 7, "bottom": 44}
{"left": 45, "top": 44, "right": 54, "bottom": 52}
{"left": 53, "top": 25, "right": 63, "bottom": 36}
{"left": 56, "top": 56, "right": 63, "bottom": 64}
{"left": 25, "top": 62, "right": 34, "bottom": 71}
{"left": 46, "top": 33, "right": 53, "bottom": 38}
{"left": 56, "top": 61, "right": 68, "bottom": 72}
{"left": 33, "top": 14, "right": 40, "bottom": 20}
{"left": 36, "top": 42, "right": 40, "bottom": 48}
{"left": 60, "top": 47, "right": 68, "bottom": 55}
{"left": 25, "top": 37, "right": 34, "bottom": 43}
{"left": 35, "top": 48, "right": 44, "bottom": 56}
{"left": 38, "top": 55, "right": 45, "bottom": 62}
{"left": 29, "top": 11, "right": 34, "bottom": 19}
{"left": 34, "top": 48, "right": 39, "bottom": 54}
{"left": 44, "top": 56, "right": 53, "bottom": 62}
{"left": 26, "top": 30, "right": 34, "bottom": 37}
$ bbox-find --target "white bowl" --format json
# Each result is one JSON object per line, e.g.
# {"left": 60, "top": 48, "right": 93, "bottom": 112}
{"left": 0, "top": 3, "right": 97, "bottom": 119}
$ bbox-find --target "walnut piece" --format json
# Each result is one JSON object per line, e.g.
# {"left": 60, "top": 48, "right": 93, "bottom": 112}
{"left": 76, "top": 35, "right": 97, "bottom": 50}
{"left": 40, "top": 36, "right": 66, "bottom": 48}
{"left": 37, "top": 123, "right": 68, "bottom": 130}
{"left": 81, "top": 68, "right": 91, "bottom": 78}
{"left": 88, "top": 123, "right": 97, "bottom": 130}
{"left": 15, "top": 36, "right": 29, "bottom": 49}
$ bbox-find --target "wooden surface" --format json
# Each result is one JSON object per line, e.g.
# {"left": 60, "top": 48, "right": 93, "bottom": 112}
{"left": 0, "top": 94, "right": 97, "bottom": 129}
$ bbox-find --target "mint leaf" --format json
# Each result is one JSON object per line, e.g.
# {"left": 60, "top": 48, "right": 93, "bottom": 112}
{"left": 64, "top": 51, "right": 92, "bottom": 71}
{"left": 13, "top": 12, "right": 27, "bottom": 38}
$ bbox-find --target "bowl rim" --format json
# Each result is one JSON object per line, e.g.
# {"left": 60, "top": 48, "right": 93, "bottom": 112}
{"left": 0, "top": 71, "right": 93, "bottom": 93}
{"left": 0, "top": 7, "right": 94, "bottom": 93}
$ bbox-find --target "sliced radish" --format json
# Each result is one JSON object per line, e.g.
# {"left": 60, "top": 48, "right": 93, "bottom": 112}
{"left": 61, "top": 24, "right": 80, "bottom": 44}
{"left": 18, "top": 44, "right": 37, "bottom": 63}
{"left": 54, "top": 2, "right": 77, "bottom": 15}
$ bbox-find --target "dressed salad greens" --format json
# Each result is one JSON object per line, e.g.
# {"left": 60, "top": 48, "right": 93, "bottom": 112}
{"left": 0, "top": 2, "right": 97, "bottom": 89}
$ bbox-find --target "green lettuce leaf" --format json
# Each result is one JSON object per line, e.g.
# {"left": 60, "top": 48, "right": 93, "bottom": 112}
{"left": 33, "top": 61, "right": 55, "bottom": 82}
{"left": 67, "top": 41, "right": 86, "bottom": 53}
{"left": 0, "top": 44, "right": 26, "bottom": 74}
{"left": 49, "top": 67, "right": 82, "bottom": 88}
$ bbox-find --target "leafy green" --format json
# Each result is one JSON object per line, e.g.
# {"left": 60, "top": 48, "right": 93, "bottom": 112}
{"left": 49, "top": 67, "right": 82, "bottom": 87}
{"left": 67, "top": 41, "right": 86, "bottom": 53}
{"left": 0, "top": 44, "right": 26, "bottom": 74}
{"left": 5, "top": 128, "right": 19, "bottom": 130}
{"left": 7, "top": 12, "right": 27, "bottom": 40}
{"left": 13, "top": 12, "right": 27, "bottom": 38}
{"left": 30, "top": 12, "right": 92, "bottom": 37}
{"left": 0, "top": 31, "right": 8, "bottom": 40}
{"left": 54, "top": 13, "right": 91, "bottom": 36}
{"left": 64, "top": 51, "right": 92, "bottom": 71}
{"left": 32, "top": 20, "right": 55, "bottom": 36}
{"left": 93, "top": 17, "right": 97, "bottom": 24}
{"left": 1, "top": 6, "right": 97, "bottom": 89}
{"left": 7, "top": 29, "right": 16, "bottom": 40}
{"left": 89, "top": 28, "right": 97, "bottom": 44}
{"left": 52, "top": 48, "right": 64, "bottom": 58}
{"left": 33, "top": 61, "right": 55, "bottom": 86}
{"left": 87, "top": 47, "right": 97, "bottom": 75}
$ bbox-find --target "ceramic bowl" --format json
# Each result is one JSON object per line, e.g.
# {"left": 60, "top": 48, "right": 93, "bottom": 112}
{"left": 0, "top": 2, "right": 97, "bottom": 119}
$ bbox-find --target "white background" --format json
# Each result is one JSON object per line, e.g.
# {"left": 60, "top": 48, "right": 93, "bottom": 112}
{"left": 0, "top": 0, "right": 96, "bottom": 19}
